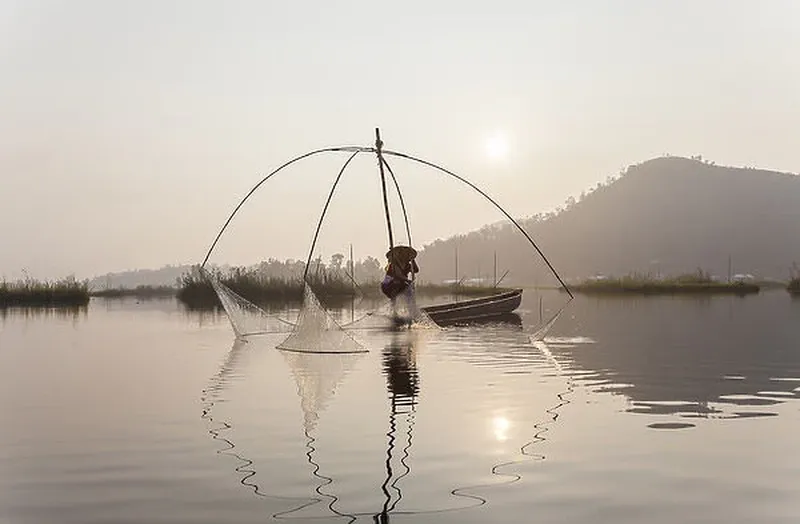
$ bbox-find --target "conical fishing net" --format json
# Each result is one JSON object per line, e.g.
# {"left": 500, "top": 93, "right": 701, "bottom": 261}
{"left": 202, "top": 267, "right": 294, "bottom": 337}
{"left": 277, "top": 284, "right": 366, "bottom": 353}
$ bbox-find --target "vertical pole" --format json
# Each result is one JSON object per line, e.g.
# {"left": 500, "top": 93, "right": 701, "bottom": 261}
{"left": 493, "top": 250, "right": 497, "bottom": 288}
{"left": 539, "top": 295, "right": 544, "bottom": 324}
{"left": 454, "top": 245, "right": 459, "bottom": 284}
{"left": 727, "top": 254, "right": 732, "bottom": 283}
{"left": 375, "top": 128, "right": 394, "bottom": 251}
{"left": 350, "top": 243, "right": 354, "bottom": 322}
{"left": 454, "top": 244, "right": 459, "bottom": 302}
{"left": 349, "top": 244, "right": 354, "bottom": 287}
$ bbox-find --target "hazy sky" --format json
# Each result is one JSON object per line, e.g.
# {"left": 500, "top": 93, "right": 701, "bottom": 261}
{"left": 2, "top": 0, "right": 799, "bottom": 279}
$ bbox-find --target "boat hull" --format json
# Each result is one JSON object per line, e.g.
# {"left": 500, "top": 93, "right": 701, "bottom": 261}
{"left": 420, "top": 289, "right": 523, "bottom": 325}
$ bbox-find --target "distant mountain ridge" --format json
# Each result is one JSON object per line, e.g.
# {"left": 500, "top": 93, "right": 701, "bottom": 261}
{"left": 416, "top": 156, "right": 800, "bottom": 283}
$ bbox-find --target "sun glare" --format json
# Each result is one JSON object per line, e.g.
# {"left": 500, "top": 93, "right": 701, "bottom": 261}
{"left": 492, "top": 416, "right": 510, "bottom": 441}
{"left": 485, "top": 133, "right": 509, "bottom": 161}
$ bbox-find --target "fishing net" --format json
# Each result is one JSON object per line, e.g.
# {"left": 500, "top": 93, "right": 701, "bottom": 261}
{"left": 394, "top": 285, "right": 440, "bottom": 329}
{"left": 276, "top": 284, "right": 367, "bottom": 353}
{"left": 202, "top": 267, "right": 294, "bottom": 337}
{"left": 337, "top": 284, "right": 440, "bottom": 331}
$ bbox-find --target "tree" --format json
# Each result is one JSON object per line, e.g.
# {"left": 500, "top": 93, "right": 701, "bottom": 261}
{"left": 330, "top": 253, "right": 344, "bottom": 272}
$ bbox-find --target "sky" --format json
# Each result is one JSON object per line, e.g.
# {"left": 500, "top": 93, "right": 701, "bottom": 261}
{"left": 1, "top": 0, "right": 799, "bottom": 280}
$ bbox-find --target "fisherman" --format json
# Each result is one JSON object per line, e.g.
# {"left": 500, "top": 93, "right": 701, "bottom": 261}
{"left": 380, "top": 246, "right": 419, "bottom": 301}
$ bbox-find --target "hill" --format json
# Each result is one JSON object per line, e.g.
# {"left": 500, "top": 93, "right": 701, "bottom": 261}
{"left": 416, "top": 157, "right": 800, "bottom": 284}
{"left": 87, "top": 265, "right": 192, "bottom": 290}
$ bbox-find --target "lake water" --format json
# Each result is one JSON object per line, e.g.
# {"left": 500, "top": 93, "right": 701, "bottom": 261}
{"left": 1, "top": 292, "right": 799, "bottom": 523}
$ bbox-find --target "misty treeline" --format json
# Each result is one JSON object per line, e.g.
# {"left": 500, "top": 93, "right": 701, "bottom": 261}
{"left": 790, "top": 263, "right": 800, "bottom": 294}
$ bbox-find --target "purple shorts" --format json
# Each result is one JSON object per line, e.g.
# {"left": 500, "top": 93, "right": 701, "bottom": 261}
{"left": 381, "top": 275, "right": 409, "bottom": 299}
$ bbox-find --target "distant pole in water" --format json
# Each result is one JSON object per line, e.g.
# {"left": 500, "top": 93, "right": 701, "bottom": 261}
{"left": 349, "top": 244, "right": 354, "bottom": 288}
{"left": 350, "top": 243, "right": 354, "bottom": 323}
{"left": 454, "top": 245, "right": 459, "bottom": 285}
{"left": 493, "top": 250, "right": 497, "bottom": 288}
{"left": 727, "top": 255, "right": 732, "bottom": 283}
{"left": 539, "top": 295, "right": 544, "bottom": 324}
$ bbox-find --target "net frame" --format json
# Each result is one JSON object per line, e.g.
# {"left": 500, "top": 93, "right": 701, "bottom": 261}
{"left": 198, "top": 130, "right": 573, "bottom": 348}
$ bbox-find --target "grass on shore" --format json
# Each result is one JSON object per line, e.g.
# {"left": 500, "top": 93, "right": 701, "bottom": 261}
{"left": 571, "top": 272, "right": 761, "bottom": 295}
{"left": 789, "top": 277, "right": 800, "bottom": 294}
{"left": 177, "top": 267, "right": 356, "bottom": 308}
{"left": 0, "top": 277, "right": 90, "bottom": 307}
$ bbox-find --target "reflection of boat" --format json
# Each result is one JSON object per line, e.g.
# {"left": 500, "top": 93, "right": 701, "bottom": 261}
{"left": 421, "top": 289, "right": 523, "bottom": 325}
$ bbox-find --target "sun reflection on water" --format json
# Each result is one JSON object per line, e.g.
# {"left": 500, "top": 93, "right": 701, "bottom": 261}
{"left": 492, "top": 416, "right": 510, "bottom": 442}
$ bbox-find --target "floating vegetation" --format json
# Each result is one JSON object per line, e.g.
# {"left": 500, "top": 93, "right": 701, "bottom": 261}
{"left": 90, "top": 285, "right": 177, "bottom": 299}
{"left": 571, "top": 271, "right": 760, "bottom": 295}
{"left": 0, "top": 277, "right": 90, "bottom": 308}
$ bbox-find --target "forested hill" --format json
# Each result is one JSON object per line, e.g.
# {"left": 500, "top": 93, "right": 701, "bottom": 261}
{"left": 416, "top": 157, "right": 800, "bottom": 284}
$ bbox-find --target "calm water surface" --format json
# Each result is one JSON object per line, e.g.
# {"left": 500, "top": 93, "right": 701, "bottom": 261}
{"left": 1, "top": 292, "right": 799, "bottom": 523}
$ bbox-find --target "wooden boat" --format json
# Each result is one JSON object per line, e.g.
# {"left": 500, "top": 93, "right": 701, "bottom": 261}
{"left": 420, "top": 288, "right": 523, "bottom": 324}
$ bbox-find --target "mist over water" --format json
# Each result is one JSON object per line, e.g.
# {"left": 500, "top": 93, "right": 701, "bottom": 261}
{"left": 1, "top": 292, "right": 798, "bottom": 523}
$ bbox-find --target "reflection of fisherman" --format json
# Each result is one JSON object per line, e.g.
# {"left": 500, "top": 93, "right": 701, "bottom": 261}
{"left": 380, "top": 246, "right": 419, "bottom": 301}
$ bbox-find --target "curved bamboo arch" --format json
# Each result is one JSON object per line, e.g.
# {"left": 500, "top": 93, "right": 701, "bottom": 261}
{"left": 200, "top": 146, "right": 373, "bottom": 268}
{"left": 199, "top": 137, "right": 571, "bottom": 299}
{"left": 302, "top": 150, "right": 361, "bottom": 282}
{"left": 382, "top": 156, "right": 413, "bottom": 248}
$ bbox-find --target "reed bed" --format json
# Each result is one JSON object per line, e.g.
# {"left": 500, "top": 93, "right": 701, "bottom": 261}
{"left": 571, "top": 272, "right": 760, "bottom": 295}
{"left": 0, "top": 277, "right": 90, "bottom": 307}
{"left": 177, "top": 266, "right": 358, "bottom": 308}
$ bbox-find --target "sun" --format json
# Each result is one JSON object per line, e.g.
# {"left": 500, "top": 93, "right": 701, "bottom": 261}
{"left": 485, "top": 133, "right": 509, "bottom": 161}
